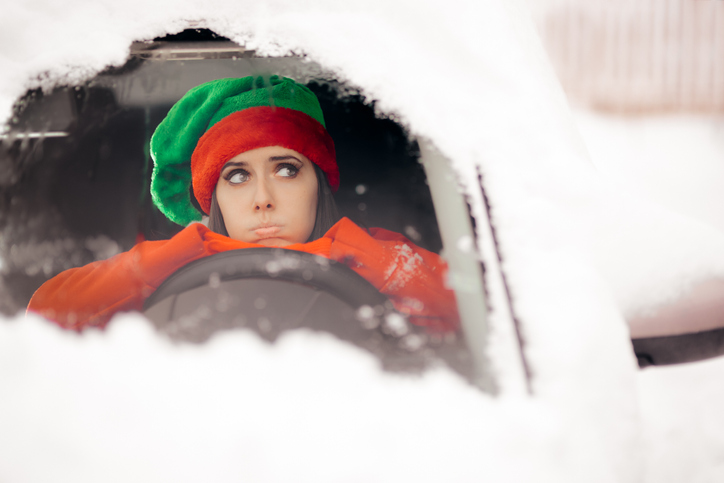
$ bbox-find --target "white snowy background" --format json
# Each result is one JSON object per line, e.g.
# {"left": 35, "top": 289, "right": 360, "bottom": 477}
{"left": 2, "top": 0, "right": 724, "bottom": 481}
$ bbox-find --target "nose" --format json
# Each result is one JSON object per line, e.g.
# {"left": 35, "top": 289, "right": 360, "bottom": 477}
{"left": 253, "top": 178, "right": 275, "bottom": 212}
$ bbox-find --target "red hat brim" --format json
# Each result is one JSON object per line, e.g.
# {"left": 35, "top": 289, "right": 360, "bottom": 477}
{"left": 191, "top": 106, "right": 338, "bottom": 214}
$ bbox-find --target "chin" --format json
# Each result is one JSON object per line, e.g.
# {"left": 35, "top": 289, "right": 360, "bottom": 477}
{"left": 256, "top": 238, "right": 293, "bottom": 247}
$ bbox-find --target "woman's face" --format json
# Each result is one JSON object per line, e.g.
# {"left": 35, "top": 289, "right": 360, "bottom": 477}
{"left": 215, "top": 146, "right": 318, "bottom": 246}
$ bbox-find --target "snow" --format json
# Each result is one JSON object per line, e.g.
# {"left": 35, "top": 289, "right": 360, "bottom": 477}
{"left": 638, "top": 357, "right": 724, "bottom": 483}
{"left": 2, "top": 0, "right": 724, "bottom": 480}
{"left": 568, "top": 108, "right": 724, "bottom": 319}
{"left": 0, "top": 312, "right": 601, "bottom": 482}
{"left": 8, "top": 235, "right": 120, "bottom": 277}
{"left": 383, "top": 244, "right": 423, "bottom": 291}
{"left": 573, "top": 109, "right": 724, "bottom": 236}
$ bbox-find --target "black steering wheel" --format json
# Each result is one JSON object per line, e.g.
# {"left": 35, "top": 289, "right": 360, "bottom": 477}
{"left": 143, "top": 247, "right": 474, "bottom": 377}
{"left": 143, "top": 247, "right": 396, "bottom": 344}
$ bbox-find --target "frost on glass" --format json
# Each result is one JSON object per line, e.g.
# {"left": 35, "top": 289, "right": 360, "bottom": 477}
{"left": 1, "top": 30, "right": 471, "bottom": 379}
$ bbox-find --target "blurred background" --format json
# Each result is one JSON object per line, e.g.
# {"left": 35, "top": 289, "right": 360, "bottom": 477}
{"left": 530, "top": 0, "right": 724, "bottom": 231}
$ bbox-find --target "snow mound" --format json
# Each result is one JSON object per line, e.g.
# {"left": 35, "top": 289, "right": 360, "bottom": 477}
{"left": 0, "top": 312, "right": 611, "bottom": 483}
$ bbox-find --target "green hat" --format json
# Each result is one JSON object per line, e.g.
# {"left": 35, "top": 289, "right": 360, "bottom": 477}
{"left": 150, "top": 75, "right": 338, "bottom": 226}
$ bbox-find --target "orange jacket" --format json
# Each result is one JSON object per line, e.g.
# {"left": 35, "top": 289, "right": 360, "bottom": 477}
{"left": 27, "top": 218, "right": 459, "bottom": 332}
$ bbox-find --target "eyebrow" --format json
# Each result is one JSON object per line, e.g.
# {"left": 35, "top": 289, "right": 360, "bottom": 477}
{"left": 222, "top": 155, "right": 302, "bottom": 170}
{"left": 269, "top": 155, "right": 302, "bottom": 163}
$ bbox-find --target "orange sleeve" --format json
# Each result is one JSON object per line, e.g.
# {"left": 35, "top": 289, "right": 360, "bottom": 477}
{"left": 28, "top": 218, "right": 458, "bottom": 333}
{"left": 325, "top": 218, "right": 459, "bottom": 332}
{"left": 27, "top": 224, "right": 217, "bottom": 330}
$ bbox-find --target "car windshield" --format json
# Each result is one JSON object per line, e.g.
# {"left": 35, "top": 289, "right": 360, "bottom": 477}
{"left": 1, "top": 30, "right": 492, "bottom": 383}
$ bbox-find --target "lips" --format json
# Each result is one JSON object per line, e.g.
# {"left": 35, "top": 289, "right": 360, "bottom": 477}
{"left": 252, "top": 225, "right": 281, "bottom": 238}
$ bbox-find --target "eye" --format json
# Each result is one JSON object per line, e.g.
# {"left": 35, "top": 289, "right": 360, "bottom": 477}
{"left": 276, "top": 163, "right": 299, "bottom": 178}
{"left": 225, "top": 169, "right": 249, "bottom": 185}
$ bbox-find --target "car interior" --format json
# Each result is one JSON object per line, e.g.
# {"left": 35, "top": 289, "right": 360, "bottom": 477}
{"left": 0, "top": 29, "right": 479, "bottom": 378}
{"left": 1, "top": 30, "right": 442, "bottom": 304}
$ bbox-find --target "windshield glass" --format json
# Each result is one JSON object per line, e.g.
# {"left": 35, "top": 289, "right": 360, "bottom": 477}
{"left": 1, "top": 30, "right": 483, "bottom": 381}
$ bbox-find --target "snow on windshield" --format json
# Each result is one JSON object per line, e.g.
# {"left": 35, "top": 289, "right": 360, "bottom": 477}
{"left": 0, "top": 313, "right": 589, "bottom": 482}
{"left": 2, "top": 0, "right": 724, "bottom": 481}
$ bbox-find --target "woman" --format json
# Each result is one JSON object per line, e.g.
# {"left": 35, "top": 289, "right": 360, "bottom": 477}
{"left": 27, "top": 76, "right": 459, "bottom": 332}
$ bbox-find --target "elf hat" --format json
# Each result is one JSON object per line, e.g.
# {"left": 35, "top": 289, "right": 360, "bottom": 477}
{"left": 150, "top": 75, "right": 338, "bottom": 226}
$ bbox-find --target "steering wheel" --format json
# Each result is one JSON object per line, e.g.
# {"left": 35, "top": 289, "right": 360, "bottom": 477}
{"left": 143, "top": 247, "right": 474, "bottom": 377}
{"left": 143, "top": 247, "right": 395, "bottom": 344}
